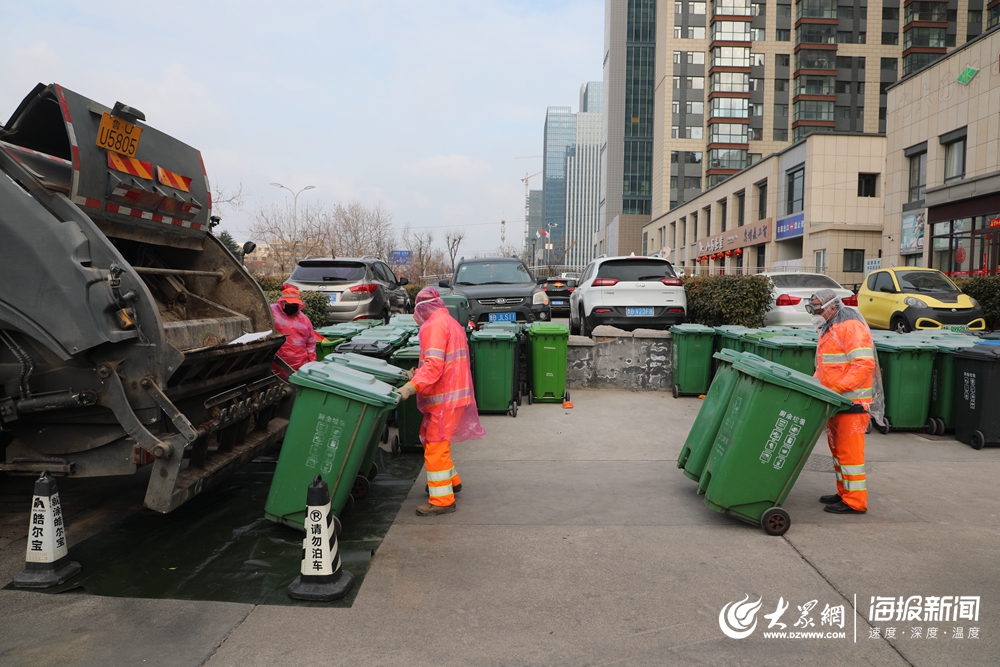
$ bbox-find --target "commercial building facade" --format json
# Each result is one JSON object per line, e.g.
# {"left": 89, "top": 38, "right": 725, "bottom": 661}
{"left": 883, "top": 28, "right": 1000, "bottom": 275}
{"left": 644, "top": 132, "right": 885, "bottom": 287}
{"left": 565, "top": 83, "right": 604, "bottom": 268}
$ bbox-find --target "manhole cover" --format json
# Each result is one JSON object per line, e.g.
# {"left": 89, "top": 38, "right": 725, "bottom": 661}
{"left": 802, "top": 454, "right": 836, "bottom": 472}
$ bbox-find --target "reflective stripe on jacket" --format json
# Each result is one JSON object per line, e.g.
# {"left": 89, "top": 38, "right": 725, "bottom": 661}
{"left": 814, "top": 319, "right": 876, "bottom": 406}
{"left": 411, "top": 308, "right": 473, "bottom": 410}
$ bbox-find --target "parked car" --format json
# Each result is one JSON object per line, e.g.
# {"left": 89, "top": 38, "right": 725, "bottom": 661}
{"left": 285, "top": 257, "right": 410, "bottom": 324}
{"left": 569, "top": 255, "right": 686, "bottom": 335}
{"left": 764, "top": 272, "right": 857, "bottom": 326}
{"left": 541, "top": 278, "right": 576, "bottom": 315}
{"left": 858, "top": 267, "right": 986, "bottom": 332}
{"left": 440, "top": 257, "right": 550, "bottom": 325}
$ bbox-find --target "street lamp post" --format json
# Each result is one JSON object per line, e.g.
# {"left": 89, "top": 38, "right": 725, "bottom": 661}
{"left": 545, "top": 223, "right": 558, "bottom": 272}
{"left": 270, "top": 182, "right": 316, "bottom": 226}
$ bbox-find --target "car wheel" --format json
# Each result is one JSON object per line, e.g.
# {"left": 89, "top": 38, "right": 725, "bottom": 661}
{"left": 891, "top": 314, "right": 911, "bottom": 333}
{"left": 569, "top": 311, "right": 580, "bottom": 335}
{"left": 579, "top": 307, "right": 590, "bottom": 337}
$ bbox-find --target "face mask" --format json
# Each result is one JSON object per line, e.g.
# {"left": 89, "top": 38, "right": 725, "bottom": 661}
{"left": 282, "top": 303, "right": 300, "bottom": 316}
{"left": 811, "top": 314, "right": 826, "bottom": 328}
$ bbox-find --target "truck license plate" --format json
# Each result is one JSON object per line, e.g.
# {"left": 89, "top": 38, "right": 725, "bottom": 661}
{"left": 626, "top": 307, "right": 654, "bottom": 317}
{"left": 96, "top": 112, "right": 142, "bottom": 157}
{"left": 489, "top": 312, "right": 517, "bottom": 322}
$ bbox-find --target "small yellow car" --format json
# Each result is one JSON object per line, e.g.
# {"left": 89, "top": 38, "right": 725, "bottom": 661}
{"left": 858, "top": 267, "right": 986, "bottom": 332}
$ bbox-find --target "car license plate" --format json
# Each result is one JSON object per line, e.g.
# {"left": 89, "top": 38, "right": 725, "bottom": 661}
{"left": 552, "top": 300, "right": 565, "bottom": 306}
{"left": 626, "top": 307, "right": 654, "bottom": 317}
{"left": 95, "top": 112, "right": 142, "bottom": 157}
{"left": 489, "top": 312, "right": 517, "bottom": 322}
{"left": 328, "top": 294, "right": 337, "bottom": 303}
{"left": 945, "top": 324, "right": 968, "bottom": 331}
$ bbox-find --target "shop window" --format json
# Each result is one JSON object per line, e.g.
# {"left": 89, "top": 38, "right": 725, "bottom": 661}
{"left": 843, "top": 249, "right": 864, "bottom": 273}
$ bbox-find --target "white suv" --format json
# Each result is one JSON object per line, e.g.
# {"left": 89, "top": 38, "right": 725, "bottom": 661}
{"left": 569, "top": 256, "right": 686, "bottom": 335}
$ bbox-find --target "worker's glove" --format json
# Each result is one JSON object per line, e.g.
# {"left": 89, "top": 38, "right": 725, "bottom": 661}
{"left": 394, "top": 382, "right": 417, "bottom": 401}
{"left": 403, "top": 368, "right": 415, "bottom": 380}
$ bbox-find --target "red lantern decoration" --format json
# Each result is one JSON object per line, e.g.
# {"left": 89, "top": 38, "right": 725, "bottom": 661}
{"left": 735, "top": 248, "right": 743, "bottom": 256}
{"left": 725, "top": 250, "right": 733, "bottom": 257}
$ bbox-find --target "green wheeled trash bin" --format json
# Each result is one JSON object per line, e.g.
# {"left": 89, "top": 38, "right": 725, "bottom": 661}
{"left": 755, "top": 336, "right": 818, "bottom": 376}
{"left": 389, "top": 345, "right": 424, "bottom": 454}
{"left": 264, "top": 362, "right": 399, "bottom": 530}
{"left": 316, "top": 323, "right": 370, "bottom": 340}
{"left": 469, "top": 330, "right": 519, "bottom": 416}
{"left": 315, "top": 336, "right": 347, "bottom": 361}
{"left": 874, "top": 338, "right": 938, "bottom": 432}
{"left": 951, "top": 345, "right": 1000, "bottom": 449}
{"left": 714, "top": 326, "right": 751, "bottom": 354}
{"left": 697, "top": 357, "right": 854, "bottom": 535}
{"left": 321, "top": 352, "right": 410, "bottom": 496}
{"left": 526, "top": 322, "right": 570, "bottom": 404}
{"left": 738, "top": 331, "right": 784, "bottom": 356}
{"left": 677, "top": 349, "right": 767, "bottom": 481}
{"left": 442, "top": 294, "right": 473, "bottom": 330}
{"left": 926, "top": 338, "right": 978, "bottom": 434}
{"left": 389, "top": 313, "right": 419, "bottom": 329}
{"left": 670, "top": 323, "right": 716, "bottom": 398}
{"left": 335, "top": 339, "right": 396, "bottom": 362}
{"left": 483, "top": 322, "right": 527, "bottom": 400}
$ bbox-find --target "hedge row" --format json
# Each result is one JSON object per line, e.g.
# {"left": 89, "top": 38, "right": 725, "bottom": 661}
{"left": 953, "top": 276, "right": 1000, "bottom": 331}
{"left": 683, "top": 275, "right": 773, "bottom": 328}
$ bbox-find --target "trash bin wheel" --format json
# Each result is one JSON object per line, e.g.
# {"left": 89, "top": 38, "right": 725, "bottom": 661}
{"left": 971, "top": 430, "right": 986, "bottom": 450}
{"left": 528, "top": 390, "right": 534, "bottom": 405}
{"left": 351, "top": 474, "right": 371, "bottom": 499}
{"left": 344, "top": 493, "right": 355, "bottom": 511}
{"left": 516, "top": 390, "right": 522, "bottom": 407}
{"left": 761, "top": 507, "right": 791, "bottom": 536}
{"left": 509, "top": 400, "right": 517, "bottom": 418}
{"left": 367, "top": 462, "right": 379, "bottom": 481}
{"left": 876, "top": 417, "right": 891, "bottom": 435}
{"left": 672, "top": 384, "right": 680, "bottom": 399}
{"left": 381, "top": 424, "right": 389, "bottom": 444}
{"left": 563, "top": 390, "right": 570, "bottom": 403}
{"left": 391, "top": 434, "right": 401, "bottom": 456}
{"left": 925, "top": 418, "right": 939, "bottom": 436}
{"left": 333, "top": 515, "right": 342, "bottom": 537}
{"left": 935, "top": 418, "right": 946, "bottom": 434}
{"left": 865, "top": 420, "right": 872, "bottom": 435}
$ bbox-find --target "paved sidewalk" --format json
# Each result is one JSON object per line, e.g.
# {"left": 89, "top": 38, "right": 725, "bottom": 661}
{"left": 2, "top": 390, "right": 999, "bottom": 666}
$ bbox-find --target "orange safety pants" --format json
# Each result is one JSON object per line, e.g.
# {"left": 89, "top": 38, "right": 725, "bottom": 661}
{"left": 826, "top": 411, "right": 869, "bottom": 511}
{"left": 421, "top": 407, "right": 463, "bottom": 507}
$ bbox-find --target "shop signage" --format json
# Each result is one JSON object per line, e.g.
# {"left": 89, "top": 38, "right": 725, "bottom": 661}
{"left": 989, "top": 217, "right": 1000, "bottom": 228}
{"left": 696, "top": 218, "right": 772, "bottom": 255}
{"left": 957, "top": 67, "right": 978, "bottom": 85}
{"left": 901, "top": 212, "right": 925, "bottom": 255}
{"left": 775, "top": 213, "right": 804, "bottom": 241}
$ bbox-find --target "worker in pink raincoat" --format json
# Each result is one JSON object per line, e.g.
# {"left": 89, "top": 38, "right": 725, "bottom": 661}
{"left": 270, "top": 286, "right": 316, "bottom": 379}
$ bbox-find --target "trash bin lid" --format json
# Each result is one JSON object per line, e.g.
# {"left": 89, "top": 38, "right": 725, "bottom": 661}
{"left": 756, "top": 335, "right": 817, "bottom": 349}
{"left": 732, "top": 356, "right": 854, "bottom": 409}
{"left": 874, "top": 338, "right": 940, "bottom": 352}
{"left": 291, "top": 361, "right": 400, "bottom": 406}
{"left": 348, "top": 331, "right": 409, "bottom": 346}
{"left": 335, "top": 340, "right": 395, "bottom": 356}
{"left": 323, "top": 352, "right": 409, "bottom": 383}
{"left": 527, "top": 322, "right": 570, "bottom": 338}
{"left": 391, "top": 345, "right": 422, "bottom": 360}
{"left": 929, "top": 339, "right": 979, "bottom": 352}
{"left": 952, "top": 345, "right": 1000, "bottom": 361}
{"left": 470, "top": 330, "right": 517, "bottom": 342}
{"left": 716, "top": 325, "right": 751, "bottom": 339}
{"left": 972, "top": 339, "right": 1000, "bottom": 347}
{"left": 670, "top": 323, "right": 715, "bottom": 334}
{"left": 713, "top": 348, "right": 745, "bottom": 364}
{"left": 316, "top": 323, "right": 369, "bottom": 338}
{"left": 389, "top": 314, "right": 418, "bottom": 324}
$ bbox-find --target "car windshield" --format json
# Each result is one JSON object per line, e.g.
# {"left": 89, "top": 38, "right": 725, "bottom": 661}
{"left": 895, "top": 270, "right": 959, "bottom": 293}
{"left": 456, "top": 262, "right": 533, "bottom": 285}
{"left": 290, "top": 261, "right": 367, "bottom": 282}
{"left": 596, "top": 259, "right": 677, "bottom": 281}
{"left": 768, "top": 274, "right": 842, "bottom": 289}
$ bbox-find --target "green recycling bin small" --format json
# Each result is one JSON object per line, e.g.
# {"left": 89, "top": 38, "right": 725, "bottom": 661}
{"left": 926, "top": 338, "right": 978, "bottom": 434}
{"left": 442, "top": 294, "right": 473, "bottom": 330}
{"left": 470, "top": 330, "right": 519, "bottom": 416}
{"left": 316, "top": 336, "right": 347, "bottom": 361}
{"left": 264, "top": 362, "right": 399, "bottom": 529}
{"left": 756, "top": 336, "right": 817, "bottom": 376}
{"left": 697, "top": 357, "right": 853, "bottom": 535}
{"left": 527, "top": 322, "right": 570, "bottom": 404}
{"left": 670, "top": 323, "right": 716, "bottom": 398}
{"left": 952, "top": 345, "right": 1000, "bottom": 449}
{"left": 389, "top": 345, "right": 424, "bottom": 454}
{"left": 875, "top": 338, "right": 938, "bottom": 432}
{"left": 321, "top": 352, "right": 410, "bottom": 494}
{"left": 677, "top": 349, "right": 766, "bottom": 481}
{"left": 483, "top": 322, "right": 527, "bottom": 398}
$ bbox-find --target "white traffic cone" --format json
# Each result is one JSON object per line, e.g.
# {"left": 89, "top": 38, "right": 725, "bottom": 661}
{"left": 13, "top": 471, "right": 81, "bottom": 588}
{"left": 288, "top": 475, "right": 355, "bottom": 601}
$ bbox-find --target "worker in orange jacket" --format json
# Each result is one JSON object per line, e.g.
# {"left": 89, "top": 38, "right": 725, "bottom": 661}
{"left": 393, "top": 287, "right": 484, "bottom": 516}
{"left": 808, "top": 289, "right": 881, "bottom": 514}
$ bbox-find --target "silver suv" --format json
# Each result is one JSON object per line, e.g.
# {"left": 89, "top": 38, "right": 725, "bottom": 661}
{"left": 285, "top": 257, "right": 410, "bottom": 324}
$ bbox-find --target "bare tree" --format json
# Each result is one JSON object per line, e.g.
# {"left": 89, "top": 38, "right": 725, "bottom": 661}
{"left": 496, "top": 243, "right": 520, "bottom": 258}
{"left": 211, "top": 181, "right": 249, "bottom": 214}
{"left": 247, "top": 201, "right": 327, "bottom": 275}
{"left": 331, "top": 200, "right": 396, "bottom": 260}
{"left": 403, "top": 226, "right": 436, "bottom": 283}
{"left": 444, "top": 229, "right": 466, "bottom": 272}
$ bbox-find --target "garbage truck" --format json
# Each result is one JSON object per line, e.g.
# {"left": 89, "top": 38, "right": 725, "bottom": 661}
{"left": 0, "top": 83, "right": 290, "bottom": 512}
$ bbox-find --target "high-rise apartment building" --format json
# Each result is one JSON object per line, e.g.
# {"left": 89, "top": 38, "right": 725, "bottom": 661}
{"left": 594, "top": 0, "right": 657, "bottom": 258}
{"left": 542, "top": 106, "right": 576, "bottom": 264}
{"left": 652, "top": 0, "right": 986, "bottom": 219}
{"left": 565, "top": 83, "right": 604, "bottom": 267}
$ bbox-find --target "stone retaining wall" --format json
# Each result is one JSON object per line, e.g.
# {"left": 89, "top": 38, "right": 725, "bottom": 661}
{"left": 566, "top": 327, "right": 673, "bottom": 391}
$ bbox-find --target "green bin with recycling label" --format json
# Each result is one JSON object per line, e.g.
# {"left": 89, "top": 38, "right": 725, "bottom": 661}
{"left": 670, "top": 323, "right": 717, "bottom": 397}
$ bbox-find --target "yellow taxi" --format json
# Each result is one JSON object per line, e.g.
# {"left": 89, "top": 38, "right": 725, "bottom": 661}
{"left": 857, "top": 267, "right": 986, "bottom": 332}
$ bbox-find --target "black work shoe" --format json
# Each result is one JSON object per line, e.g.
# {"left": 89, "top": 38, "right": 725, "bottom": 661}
{"left": 824, "top": 501, "right": 866, "bottom": 514}
{"left": 819, "top": 493, "right": 842, "bottom": 504}
{"left": 425, "top": 483, "right": 462, "bottom": 493}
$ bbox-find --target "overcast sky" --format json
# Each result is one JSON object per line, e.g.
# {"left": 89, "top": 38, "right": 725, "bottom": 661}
{"left": 1, "top": 0, "right": 603, "bottom": 256}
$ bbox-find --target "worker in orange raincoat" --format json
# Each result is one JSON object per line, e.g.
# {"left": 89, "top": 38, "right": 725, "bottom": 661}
{"left": 808, "top": 289, "right": 884, "bottom": 514}
{"left": 270, "top": 286, "right": 317, "bottom": 379}
{"left": 394, "top": 287, "right": 484, "bottom": 516}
